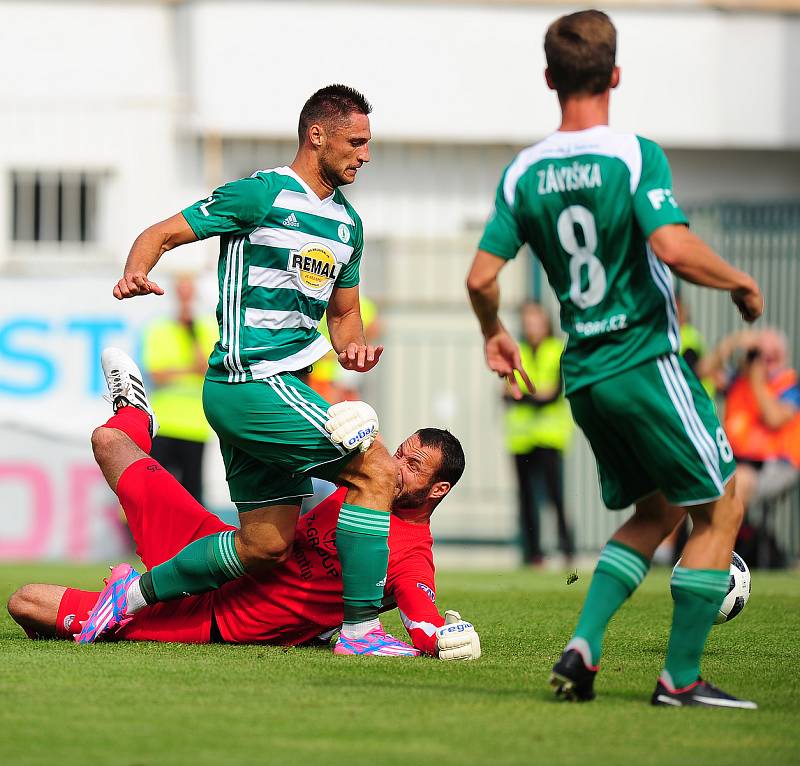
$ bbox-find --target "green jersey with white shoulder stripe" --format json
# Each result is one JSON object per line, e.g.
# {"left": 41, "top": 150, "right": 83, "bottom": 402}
{"left": 479, "top": 126, "right": 689, "bottom": 395}
{"left": 182, "top": 166, "right": 363, "bottom": 383}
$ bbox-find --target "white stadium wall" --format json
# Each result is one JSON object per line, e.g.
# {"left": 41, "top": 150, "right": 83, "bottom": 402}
{"left": 0, "top": 2, "right": 188, "bottom": 270}
{"left": 185, "top": 1, "right": 800, "bottom": 148}
{"left": 0, "top": 0, "right": 798, "bottom": 268}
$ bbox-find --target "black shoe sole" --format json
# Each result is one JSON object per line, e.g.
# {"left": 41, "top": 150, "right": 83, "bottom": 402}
{"left": 652, "top": 692, "right": 757, "bottom": 709}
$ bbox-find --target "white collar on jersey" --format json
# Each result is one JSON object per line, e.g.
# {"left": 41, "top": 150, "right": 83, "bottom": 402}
{"left": 281, "top": 166, "right": 335, "bottom": 206}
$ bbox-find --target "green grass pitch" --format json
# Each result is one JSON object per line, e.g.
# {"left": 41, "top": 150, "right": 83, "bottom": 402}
{"left": 1, "top": 563, "right": 798, "bottom": 766}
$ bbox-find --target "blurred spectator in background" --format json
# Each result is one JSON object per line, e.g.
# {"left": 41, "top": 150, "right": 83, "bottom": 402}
{"left": 142, "top": 275, "right": 218, "bottom": 504}
{"left": 695, "top": 328, "right": 756, "bottom": 395}
{"left": 721, "top": 328, "right": 800, "bottom": 511}
{"left": 504, "top": 301, "right": 573, "bottom": 565}
{"left": 304, "top": 295, "right": 382, "bottom": 403}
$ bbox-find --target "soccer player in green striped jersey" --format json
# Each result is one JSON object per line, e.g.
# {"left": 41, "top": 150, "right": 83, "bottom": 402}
{"left": 467, "top": 11, "right": 764, "bottom": 707}
{"left": 102, "top": 85, "right": 415, "bottom": 655}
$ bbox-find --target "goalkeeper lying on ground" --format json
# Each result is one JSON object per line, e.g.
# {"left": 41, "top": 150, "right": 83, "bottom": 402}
{"left": 7, "top": 392, "right": 480, "bottom": 660}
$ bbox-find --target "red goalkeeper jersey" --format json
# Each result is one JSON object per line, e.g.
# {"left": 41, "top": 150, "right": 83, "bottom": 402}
{"left": 212, "top": 487, "right": 447, "bottom": 654}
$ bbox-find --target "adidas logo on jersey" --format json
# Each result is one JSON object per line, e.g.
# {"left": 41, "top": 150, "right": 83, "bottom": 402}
{"left": 283, "top": 213, "right": 300, "bottom": 228}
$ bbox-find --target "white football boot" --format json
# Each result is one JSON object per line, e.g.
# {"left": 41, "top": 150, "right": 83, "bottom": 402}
{"left": 100, "top": 347, "right": 159, "bottom": 438}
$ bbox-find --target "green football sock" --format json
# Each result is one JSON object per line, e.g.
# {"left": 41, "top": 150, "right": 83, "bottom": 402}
{"left": 662, "top": 567, "right": 730, "bottom": 689}
{"left": 336, "top": 504, "right": 390, "bottom": 624}
{"left": 139, "top": 531, "right": 245, "bottom": 604}
{"left": 568, "top": 540, "right": 650, "bottom": 666}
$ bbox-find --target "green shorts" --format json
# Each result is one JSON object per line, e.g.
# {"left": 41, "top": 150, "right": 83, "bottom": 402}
{"left": 568, "top": 354, "right": 735, "bottom": 509}
{"left": 202, "top": 374, "right": 356, "bottom": 510}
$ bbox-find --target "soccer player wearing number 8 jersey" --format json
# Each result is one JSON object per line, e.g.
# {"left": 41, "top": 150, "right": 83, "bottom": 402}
{"left": 467, "top": 10, "right": 763, "bottom": 708}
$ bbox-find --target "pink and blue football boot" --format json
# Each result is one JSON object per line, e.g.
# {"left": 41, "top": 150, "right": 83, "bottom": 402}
{"left": 333, "top": 627, "right": 420, "bottom": 656}
{"left": 75, "top": 563, "right": 140, "bottom": 644}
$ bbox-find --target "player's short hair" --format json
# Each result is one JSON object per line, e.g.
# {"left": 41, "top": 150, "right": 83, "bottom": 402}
{"left": 544, "top": 10, "right": 616, "bottom": 98}
{"left": 416, "top": 428, "right": 466, "bottom": 490}
{"left": 298, "top": 84, "right": 372, "bottom": 142}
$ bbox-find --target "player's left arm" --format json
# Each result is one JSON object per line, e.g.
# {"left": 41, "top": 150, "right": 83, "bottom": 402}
{"left": 389, "top": 564, "right": 481, "bottom": 660}
{"left": 327, "top": 214, "right": 382, "bottom": 372}
{"left": 634, "top": 138, "right": 762, "bottom": 323}
{"left": 327, "top": 285, "right": 383, "bottom": 372}
{"left": 649, "top": 226, "right": 763, "bottom": 323}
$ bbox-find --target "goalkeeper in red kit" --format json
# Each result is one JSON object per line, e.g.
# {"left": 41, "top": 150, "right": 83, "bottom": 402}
{"left": 8, "top": 351, "right": 480, "bottom": 661}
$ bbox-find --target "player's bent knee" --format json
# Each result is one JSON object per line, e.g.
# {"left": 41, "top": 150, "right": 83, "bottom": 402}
{"left": 7, "top": 585, "right": 38, "bottom": 622}
{"left": 6, "top": 589, "right": 23, "bottom": 620}
{"left": 359, "top": 443, "right": 397, "bottom": 490}
{"left": 338, "top": 441, "right": 396, "bottom": 493}
{"left": 249, "top": 543, "right": 294, "bottom": 572}
{"left": 90, "top": 425, "right": 121, "bottom": 464}
{"left": 265, "top": 540, "right": 293, "bottom": 567}
{"left": 237, "top": 531, "right": 294, "bottom": 570}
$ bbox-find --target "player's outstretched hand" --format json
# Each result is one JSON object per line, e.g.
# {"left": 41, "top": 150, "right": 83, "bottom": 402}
{"left": 338, "top": 343, "right": 383, "bottom": 372}
{"left": 436, "top": 610, "right": 481, "bottom": 661}
{"left": 113, "top": 271, "right": 165, "bottom": 300}
{"left": 484, "top": 328, "right": 533, "bottom": 400}
{"left": 325, "top": 400, "right": 379, "bottom": 452}
{"left": 731, "top": 280, "right": 764, "bottom": 324}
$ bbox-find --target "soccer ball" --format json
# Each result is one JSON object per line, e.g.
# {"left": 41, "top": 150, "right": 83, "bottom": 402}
{"left": 672, "top": 552, "right": 751, "bottom": 625}
{"left": 714, "top": 552, "right": 751, "bottom": 625}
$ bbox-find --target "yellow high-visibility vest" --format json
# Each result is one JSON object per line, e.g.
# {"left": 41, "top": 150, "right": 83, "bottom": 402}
{"left": 680, "top": 322, "right": 716, "bottom": 398}
{"left": 504, "top": 337, "right": 573, "bottom": 454}
{"left": 141, "top": 316, "right": 218, "bottom": 443}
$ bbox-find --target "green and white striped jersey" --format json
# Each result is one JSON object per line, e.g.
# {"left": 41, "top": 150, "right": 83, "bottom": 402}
{"left": 182, "top": 167, "right": 364, "bottom": 383}
{"left": 479, "top": 126, "right": 689, "bottom": 395}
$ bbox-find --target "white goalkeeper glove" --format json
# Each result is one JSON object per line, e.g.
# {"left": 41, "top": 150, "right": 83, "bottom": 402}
{"left": 325, "top": 400, "right": 379, "bottom": 452}
{"left": 435, "top": 610, "right": 481, "bottom": 661}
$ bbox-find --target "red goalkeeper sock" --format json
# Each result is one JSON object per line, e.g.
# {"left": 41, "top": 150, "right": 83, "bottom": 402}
{"left": 102, "top": 406, "right": 152, "bottom": 454}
